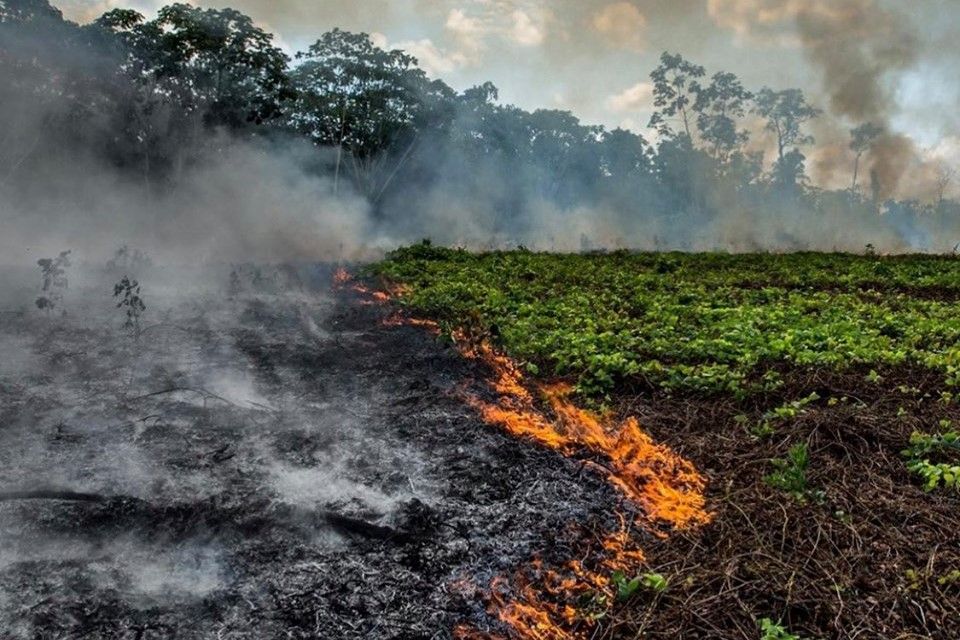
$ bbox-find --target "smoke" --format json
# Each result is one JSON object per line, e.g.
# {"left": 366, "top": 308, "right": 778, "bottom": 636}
{"left": 705, "top": 0, "right": 957, "bottom": 201}
{"left": 0, "top": 135, "right": 374, "bottom": 265}
{"left": 791, "top": 0, "right": 918, "bottom": 198}
{"left": 4, "top": 0, "right": 960, "bottom": 260}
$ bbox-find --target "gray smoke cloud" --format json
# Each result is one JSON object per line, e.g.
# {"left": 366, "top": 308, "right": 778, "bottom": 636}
{"left": 792, "top": 0, "right": 919, "bottom": 198}
{"left": 4, "top": 0, "right": 960, "bottom": 261}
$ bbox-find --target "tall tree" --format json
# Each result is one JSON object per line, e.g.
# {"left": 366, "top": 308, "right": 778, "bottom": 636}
{"left": 98, "top": 4, "right": 291, "bottom": 130}
{"left": 936, "top": 164, "right": 956, "bottom": 208}
{"left": 0, "top": 0, "right": 62, "bottom": 23}
{"left": 693, "top": 71, "right": 752, "bottom": 163}
{"left": 753, "top": 88, "right": 821, "bottom": 162}
{"left": 770, "top": 148, "right": 808, "bottom": 193}
{"left": 287, "top": 29, "right": 453, "bottom": 197}
{"left": 599, "top": 128, "right": 653, "bottom": 180}
{"left": 849, "top": 122, "right": 883, "bottom": 193}
{"left": 648, "top": 52, "right": 706, "bottom": 141}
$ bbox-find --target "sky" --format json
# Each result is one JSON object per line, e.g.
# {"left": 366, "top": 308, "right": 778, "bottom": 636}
{"left": 57, "top": 0, "right": 960, "bottom": 195}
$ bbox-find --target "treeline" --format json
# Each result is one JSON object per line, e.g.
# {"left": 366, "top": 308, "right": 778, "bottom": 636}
{"left": 1, "top": 0, "right": 957, "bottom": 251}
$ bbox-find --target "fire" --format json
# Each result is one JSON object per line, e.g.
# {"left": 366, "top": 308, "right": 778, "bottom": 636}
{"left": 336, "top": 272, "right": 711, "bottom": 639}
{"left": 467, "top": 517, "right": 649, "bottom": 640}
{"left": 333, "top": 266, "right": 351, "bottom": 286}
{"left": 459, "top": 339, "right": 709, "bottom": 529}
{"left": 382, "top": 311, "right": 441, "bottom": 334}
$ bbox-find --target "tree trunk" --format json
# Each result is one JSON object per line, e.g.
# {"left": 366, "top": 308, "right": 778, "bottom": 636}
{"left": 851, "top": 152, "right": 861, "bottom": 192}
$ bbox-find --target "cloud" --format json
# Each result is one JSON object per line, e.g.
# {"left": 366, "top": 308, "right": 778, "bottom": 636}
{"left": 445, "top": 7, "right": 487, "bottom": 55}
{"left": 606, "top": 82, "right": 653, "bottom": 112}
{"left": 510, "top": 9, "right": 545, "bottom": 46}
{"left": 705, "top": 0, "right": 858, "bottom": 44}
{"left": 443, "top": 3, "right": 549, "bottom": 53}
{"left": 391, "top": 38, "right": 468, "bottom": 76}
{"left": 592, "top": 1, "right": 646, "bottom": 51}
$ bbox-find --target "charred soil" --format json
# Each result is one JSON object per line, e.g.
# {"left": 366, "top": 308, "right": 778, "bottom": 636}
{"left": 0, "top": 270, "right": 630, "bottom": 639}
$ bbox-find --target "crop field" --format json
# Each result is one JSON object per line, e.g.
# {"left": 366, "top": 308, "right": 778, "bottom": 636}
{"left": 373, "top": 244, "right": 960, "bottom": 638}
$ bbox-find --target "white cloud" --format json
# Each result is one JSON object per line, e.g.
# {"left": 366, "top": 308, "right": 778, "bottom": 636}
{"left": 445, "top": 7, "right": 486, "bottom": 48}
{"left": 392, "top": 38, "right": 468, "bottom": 76}
{"left": 592, "top": 1, "right": 647, "bottom": 51}
{"left": 607, "top": 82, "right": 654, "bottom": 112}
{"left": 443, "top": 3, "right": 549, "bottom": 56}
{"left": 510, "top": 9, "right": 546, "bottom": 46}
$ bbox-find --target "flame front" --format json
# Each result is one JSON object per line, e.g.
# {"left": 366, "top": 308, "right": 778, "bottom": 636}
{"left": 339, "top": 274, "right": 711, "bottom": 639}
{"left": 459, "top": 338, "right": 708, "bottom": 530}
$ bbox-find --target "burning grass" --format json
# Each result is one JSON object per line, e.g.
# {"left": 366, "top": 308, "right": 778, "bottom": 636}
{"left": 366, "top": 248, "right": 960, "bottom": 639}
{"left": 346, "top": 269, "right": 711, "bottom": 638}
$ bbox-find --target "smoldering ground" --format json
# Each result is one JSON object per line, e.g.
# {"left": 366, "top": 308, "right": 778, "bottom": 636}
{"left": 0, "top": 260, "right": 629, "bottom": 638}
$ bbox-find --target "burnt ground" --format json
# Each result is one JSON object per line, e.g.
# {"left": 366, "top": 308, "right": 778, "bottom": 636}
{"left": 0, "top": 267, "right": 628, "bottom": 639}
{"left": 603, "top": 365, "right": 960, "bottom": 640}
{"left": 3, "top": 267, "right": 958, "bottom": 640}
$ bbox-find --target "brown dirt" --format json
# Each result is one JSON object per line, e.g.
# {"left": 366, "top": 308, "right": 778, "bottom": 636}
{"left": 600, "top": 365, "right": 960, "bottom": 639}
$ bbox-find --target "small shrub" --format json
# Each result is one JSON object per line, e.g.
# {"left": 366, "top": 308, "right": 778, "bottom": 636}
{"left": 901, "top": 430, "right": 960, "bottom": 492}
{"left": 611, "top": 571, "right": 667, "bottom": 601}
{"left": 765, "top": 443, "right": 821, "bottom": 502}
{"left": 106, "top": 244, "right": 152, "bottom": 272}
{"left": 35, "top": 250, "right": 71, "bottom": 315}
{"left": 114, "top": 276, "right": 146, "bottom": 338}
{"left": 758, "top": 618, "right": 803, "bottom": 640}
{"left": 753, "top": 393, "right": 820, "bottom": 438}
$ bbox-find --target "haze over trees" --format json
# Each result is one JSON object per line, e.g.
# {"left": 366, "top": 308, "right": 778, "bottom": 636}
{"left": 1, "top": 0, "right": 957, "bottom": 251}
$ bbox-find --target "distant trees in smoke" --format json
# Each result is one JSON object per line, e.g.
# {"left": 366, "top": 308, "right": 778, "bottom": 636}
{"left": 1, "top": 0, "right": 957, "bottom": 251}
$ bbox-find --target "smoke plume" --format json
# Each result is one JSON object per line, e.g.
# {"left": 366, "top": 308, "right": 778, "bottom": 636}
{"left": 793, "top": 0, "right": 919, "bottom": 198}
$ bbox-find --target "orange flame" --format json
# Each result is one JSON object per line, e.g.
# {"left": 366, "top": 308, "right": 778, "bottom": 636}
{"left": 333, "top": 267, "right": 352, "bottom": 287}
{"left": 459, "top": 340, "right": 709, "bottom": 530}
{"left": 341, "top": 273, "right": 710, "bottom": 639}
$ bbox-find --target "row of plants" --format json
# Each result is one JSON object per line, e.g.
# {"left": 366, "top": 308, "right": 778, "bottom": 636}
{"left": 373, "top": 244, "right": 960, "bottom": 397}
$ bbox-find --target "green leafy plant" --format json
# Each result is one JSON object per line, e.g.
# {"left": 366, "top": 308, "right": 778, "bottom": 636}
{"left": 765, "top": 443, "right": 816, "bottom": 501}
{"left": 611, "top": 571, "right": 668, "bottom": 601}
{"left": 373, "top": 249, "right": 960, "bottom": 398}
{"left": 902, "top": 430, "right": 960, "bottom": 491}
{"left": 758, "top": 617, "right": 803, "bottom": 640}
{"left": 753, "top": 393, "right": 820, "bottom": 437}
{"left": 640, "top": 572, "right": 668, "bottom": 593}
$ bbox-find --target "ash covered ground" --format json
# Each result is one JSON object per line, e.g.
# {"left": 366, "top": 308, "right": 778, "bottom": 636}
{"left": 0, "top": 264, "right": 624, "bottom": 639}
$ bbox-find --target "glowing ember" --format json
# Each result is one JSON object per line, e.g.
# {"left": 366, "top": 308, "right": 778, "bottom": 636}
{"left": 382, "top": 312, "right": 441, "bottom": 334}
{"left": 333, "top": 267, "right": 351, "bottom": 286}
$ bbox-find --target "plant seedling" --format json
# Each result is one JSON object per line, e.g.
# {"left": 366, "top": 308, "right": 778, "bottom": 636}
{"left": 758, "top": 618, "right": 803, "bottom": 640}
{"left": 765, "top": 443, "right": 819, "bottom": 502}
{"left": 114, "top": 276, "right": 146, "bottom": 338}
{"left": 35, "top": 250, "right": 71, "bottom": 315}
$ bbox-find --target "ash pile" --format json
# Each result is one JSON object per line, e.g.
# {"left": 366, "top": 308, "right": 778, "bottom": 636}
{"left": 0, "top": 264, "right": 622, "bottom": 639}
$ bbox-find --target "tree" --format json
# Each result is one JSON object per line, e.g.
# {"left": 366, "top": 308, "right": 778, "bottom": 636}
{"left": 935, "top": 164, "right": 955, "bottom": 208}
{"left": 599, "top": 128, "right": 653, "bottom": 180}
{"left": 753, "top": 88, "right": 821, "bottom": 162}
{"left": 693, "top": 71, "right": 753, "bottom": 164}
{"left": 0, "top": 0, "right": 62, "bottom": 23}
{"left": 770, "top": 148, "right": 808, "bottom": 193}
{"left": 286, "top": 29, "right": 454, "bottom": 197}
{"left": 849, "top": 122, "right": 883, "bottom": 193}
{"left": 648, "top": 52, "right": 706, "bottom": 141}
{"left": 99, "top": 4, "right": 291, "bottom": 130}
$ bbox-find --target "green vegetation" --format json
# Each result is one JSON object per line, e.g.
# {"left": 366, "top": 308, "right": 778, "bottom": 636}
{"left": 758, "top": 618, "right": 804, "bottom": 640}
{"left": 902, "top": 429, "right": 960, "bottom": 491}
{"left": 764, "top": 443, "right": 821, "bottom": 502}
{"left": 374, "top": 245, "right": 960, "bottom": 397}
{"left": 611, "top": 571, "right": 668, "bottom": 602}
